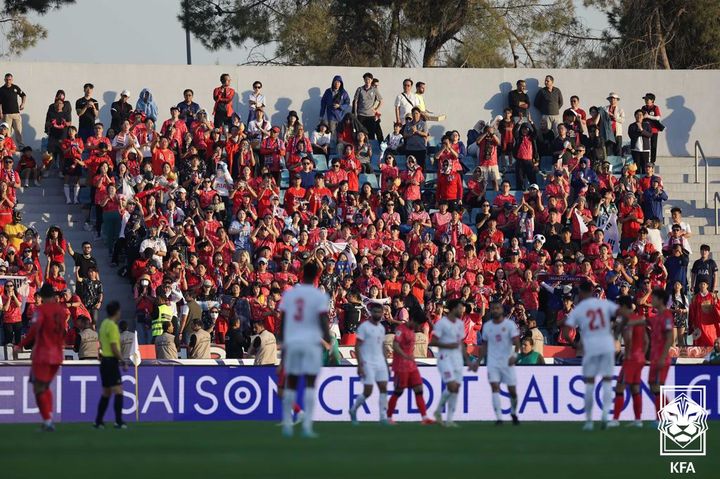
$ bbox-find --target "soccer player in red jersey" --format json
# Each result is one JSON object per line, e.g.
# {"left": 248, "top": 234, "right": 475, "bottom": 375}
{"left": 648, "top": 288, "right": 674, "bottom": 419}
{"left": 14, "top": 284, "right": 68, "bottom": 431}
{"left": 386, "top": 313, "right": 434, "bottom": 425}
{"left": 609, "top": 296, "right": 647, "bottom": 428}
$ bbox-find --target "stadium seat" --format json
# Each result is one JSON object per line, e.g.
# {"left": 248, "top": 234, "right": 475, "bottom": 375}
{"left": 485, "top": 190, "right": 498, "bottom": 204}
{"left": 359, "top": 173, "right": 379, "bottom": 190}
{"left": 280, "top": 170, "right": 290, "bottom": 189}
{"left": 395, "top": 155, "right": 407, "bottom": 170}
{"left": 313, "top": 154, "right": 328, "bottom": 172}
{"left": 540, "top": 156, "right": 554, "bottom": 171}
{"left": 425, "top": 172, "right": 437, "bottom": 183}
{"left": 279, "top": 189, "right": 286, "bottom": 203}
{"left": 607, "top": 155, "right": 626, "bottom": 174}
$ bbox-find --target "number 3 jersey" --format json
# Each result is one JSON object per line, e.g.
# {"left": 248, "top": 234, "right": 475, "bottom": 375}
{"left": 279, "top": 284, "right": 330, "bottom": 347}
{"left": 564, "top": 298, "right": 619, "bottom": 356}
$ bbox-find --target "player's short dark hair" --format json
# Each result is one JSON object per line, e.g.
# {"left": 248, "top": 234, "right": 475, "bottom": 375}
{"left": 446, "top": 298, "right": 465, "bottom": 311}
{"left": 106, "top": 301, "right": 121, "bottom": 317}
{"left": 670, "top": 207, "right": 682, "bottom": 214}
{"left": 119, "top": 320, "right": 128, "bottom": 332}
{"left": 651, "top": 288, "right": 669, "bottom": 304}
{"left": 303, "top": 262, "right": 320, "bottom": 282}
{"left": 578, "top": 280, "right": 594, "bottom": 294}
{"left": 192, "top": 318, "right": 203, "bottom": 328}
{"left": 616, "top": 295, "right": 634, "bottom": 310}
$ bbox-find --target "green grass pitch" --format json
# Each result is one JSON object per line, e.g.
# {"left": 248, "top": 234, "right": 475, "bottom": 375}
{"left": 6, "top": 421, "right": 718, "bottom": 478}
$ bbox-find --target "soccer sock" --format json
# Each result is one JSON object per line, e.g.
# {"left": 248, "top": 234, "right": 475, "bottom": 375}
{"left": 350, "top": 394, "right": 367, "bottom": 414}
{"left": 303, "top": 388, "right": 315, "bottom": 432}
{"left": 601, "top": 380, "right": 612, "bottom": 422}
{"left": 447, "top": 393, "right": 458, "bottom": 422}
{"left": 282, "top": 389, "right": 296, "bottom": 428}
{"left": 73, "top": 184, "right": 81, "bottom": 201}
{"left": 415, "top": 394, "right": 428, "bottom": 418}
{"left": 387, "top": 394, "right": 399, "bottom": 418}
{"left": 632, "top": 393, "right": 642, "bottom": 420}
{"left": 292, "top": 403, "right": 302, "bottom": 414}
{"left": 36, "top": 389, "right": 53, "bottom": 422}
{"left": 114, "top": 394, "right": 124, "bottom": 424}
{"left": 437, "top": 389, "right": 451, "bottom": 412}
{"left": 95, "top": 395, "right": 110, "bottom": 424}
{"left": 613, "top": 393, "right": 624, "bottom": 420}
{"left": 584, "top": 383, "right": 595, "bottom": 421}
{"left": 379, "top": 393, "right": 388, "bottom": 420}
{"left": 492, "top": 392, "right": 502, "bottom": 420}
{"left": 63, "top": 184, "right": 71, "bottom": 202}
{"left": 510, "top": 394, "right": 518, "bottom": 415}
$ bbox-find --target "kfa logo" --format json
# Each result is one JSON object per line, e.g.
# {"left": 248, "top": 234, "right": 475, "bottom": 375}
{"left": 657, "top": 385, "right": 708, "bottom": 457}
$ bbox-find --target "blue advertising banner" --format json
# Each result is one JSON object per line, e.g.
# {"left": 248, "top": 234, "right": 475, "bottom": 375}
{"left": 0, "top": 364, "right": 717, "bottom": 423}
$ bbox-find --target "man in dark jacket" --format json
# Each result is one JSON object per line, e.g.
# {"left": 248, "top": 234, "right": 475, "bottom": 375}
{"left": 320, "top": 75, "right": 350, "bottom": 136}
{"left": 110, "top": 90, "right": 132, "bottom": 132}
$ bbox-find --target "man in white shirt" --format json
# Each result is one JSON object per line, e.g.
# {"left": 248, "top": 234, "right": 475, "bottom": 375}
{"left": 665, "top": 207, "right": 692, "bottom": 255}
{"left": 278, "top": 262, "right": 331, "bottom": 438}
{"left": 394, "top": 78, "right": 419, "bottom": 124}
{"left": 480, "top": 301, "right": 521, "bottom": 425}
{"left": 564, "top": 280, "right": 625, "bottom": 431}
{"left": 431, "top": 299, "right": 478, "bottom": 427}
{"left": 349, "top": 302, "right": 390, "bottom": 424}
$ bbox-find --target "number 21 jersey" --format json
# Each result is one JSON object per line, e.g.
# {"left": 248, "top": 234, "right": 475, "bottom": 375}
{"left": 564, "top": 298, "right": 618, "bottom": 356}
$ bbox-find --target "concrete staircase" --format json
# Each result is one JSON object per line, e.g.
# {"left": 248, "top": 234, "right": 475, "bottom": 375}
{"left": 655, "top": 155, "right": 720, "bottom": 253}
{"left": 15, "top": 177, "right": 134, "bottom": 316}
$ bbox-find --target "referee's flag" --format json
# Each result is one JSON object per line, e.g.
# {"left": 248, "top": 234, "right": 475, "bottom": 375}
{"left": 129, "top": 331, "right": 142, "bottom": 367}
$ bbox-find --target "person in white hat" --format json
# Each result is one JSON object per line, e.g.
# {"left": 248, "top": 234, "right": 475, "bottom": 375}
{"left": 110, "top": 89, "right": 132, "bottom": 132}
{"left": 605, "top": 92, "right": 625, "bottom": 156}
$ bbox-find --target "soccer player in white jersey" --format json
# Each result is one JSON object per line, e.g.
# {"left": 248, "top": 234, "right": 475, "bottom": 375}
{"left": 349, "top": 302, "right": 391, "bottom": 424}
{"left": 431, "top": 299, "right": 478, "bottom": 427}
{"left": 278, "top": 262, "right": 331, "bottom": 438}
{"left": 563, "top": 280, "right": 625, "bottom": 431}
{"left": 479, "top": 301, "right": 520, "bottom": 425}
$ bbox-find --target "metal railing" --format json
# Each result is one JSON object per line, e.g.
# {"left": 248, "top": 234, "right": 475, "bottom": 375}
{"left": 695, "top": 140, "right": 708, "bottom": 208}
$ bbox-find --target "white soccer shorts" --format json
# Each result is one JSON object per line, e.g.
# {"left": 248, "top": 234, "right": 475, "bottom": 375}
{"left": 438, "top": 359, "right": 463, "bottom": 384}
{"left": 362, "top": 361, "right": 389, "bottom": 385}
{"left": 284, "top": 344, "right": 323, "bottom": 376}
{"left": 582, "top": 352, "right": 615, "bottom": 378}
{"left": 487, "top": 364, "right": 517, "bottom": 386}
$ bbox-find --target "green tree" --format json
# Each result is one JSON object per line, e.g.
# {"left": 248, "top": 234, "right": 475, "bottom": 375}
{"left": 585, "top": 0, "right": 720, "bottom": 69}
{"left": 0, "top": 0, "right": 76, "bottom": 57}
{"left": 182, "top": 0, "right": 585, "bottom": 67}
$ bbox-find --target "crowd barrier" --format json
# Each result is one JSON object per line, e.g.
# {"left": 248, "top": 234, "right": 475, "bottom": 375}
{"left": 0, "top": 363, "right": 717, "bottom": 423}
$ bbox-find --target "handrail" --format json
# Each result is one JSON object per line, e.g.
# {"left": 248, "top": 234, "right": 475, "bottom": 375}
{"left": 715, "top": 192, "right": 720, "bottom": 235}
{"left": 694, "top": 141, "right": 708, "bottom": 208}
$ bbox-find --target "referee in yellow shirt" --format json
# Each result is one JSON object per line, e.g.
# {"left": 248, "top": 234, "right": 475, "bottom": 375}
{"left": 93, "top": 301, "right": 127, "bottom": 429}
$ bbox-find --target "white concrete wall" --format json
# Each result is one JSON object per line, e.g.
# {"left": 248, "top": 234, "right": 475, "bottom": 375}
{"left": 4, "top": 62, "right": 717, "bottom": 157}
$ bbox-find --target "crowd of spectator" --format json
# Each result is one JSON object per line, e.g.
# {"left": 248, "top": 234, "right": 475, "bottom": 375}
{"left": 0, "top": 70, "right": 719, "bottom": 363}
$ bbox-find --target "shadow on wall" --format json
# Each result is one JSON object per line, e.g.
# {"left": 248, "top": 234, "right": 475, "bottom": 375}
{"left": 484, "top": 81, "right": 513, "bottom": 120}
{"left": 100, "top": 91, "right": 118, "bottom": 133}
{"left": 300, "top": 87, "right": 322, "bottom": 129}
{"left": 664, "top": 95, "right": 695, "bottom": 156}
{"left": 21, "top": 113, "right": 38, "bottom": 149}
{"left": 271, "top": 98, "right": 292, "bottom": 128}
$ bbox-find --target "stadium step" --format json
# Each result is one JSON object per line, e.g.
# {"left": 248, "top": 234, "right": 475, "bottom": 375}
{"left": 656, "top": 154, "right": 720, "bottom": 254}
{"left": 16, "top": 175, "right": 134, "bottom": 319}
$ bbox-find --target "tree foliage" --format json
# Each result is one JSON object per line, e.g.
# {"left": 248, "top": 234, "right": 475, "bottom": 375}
{"left": 181, "top": 0, "right": 586, "bottom": 68}
{"left": 0, "top": 0, "right": 75, "bottom": 57}
{"left": 585, "top": 0, "right": 720, "bottom": 69}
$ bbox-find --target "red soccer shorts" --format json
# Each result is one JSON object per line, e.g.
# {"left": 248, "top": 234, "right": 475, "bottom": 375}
{"left": 393, "top": 369, "right": 423, "bottom": 389}
{"left": 648, "top": 361, "right": 670, "bottom": 386}
{"left": 619, "top": 361, "right": 644, "bottom": 385}
{"left": 30, "top": 363, "right": 60, "bottom": 384}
